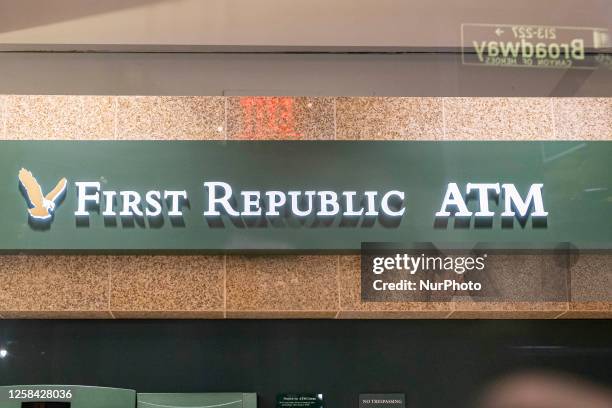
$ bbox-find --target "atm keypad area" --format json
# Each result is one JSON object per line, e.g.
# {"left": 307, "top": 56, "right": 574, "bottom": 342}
{"left": 0, "top": 386, "right": 256, "bottom": 408}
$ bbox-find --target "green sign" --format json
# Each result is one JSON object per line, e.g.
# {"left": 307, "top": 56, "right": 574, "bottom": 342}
{"left": 277, "top": 394, "right": 324, "bottom": 408}
{"left": 0, "top": 141, "right": 610, "bottom": 252}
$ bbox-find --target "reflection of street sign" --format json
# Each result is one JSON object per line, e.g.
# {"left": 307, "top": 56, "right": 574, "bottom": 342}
{"left": 593, "top": 30, "right": 610, "bottom": 49}
{"left": 462, "top": 23, "right": 610, "bottom": 69}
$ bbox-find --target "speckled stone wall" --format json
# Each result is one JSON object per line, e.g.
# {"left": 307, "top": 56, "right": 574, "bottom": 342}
{"left": 0, "top": 95, "right": 610, "bottom": 319}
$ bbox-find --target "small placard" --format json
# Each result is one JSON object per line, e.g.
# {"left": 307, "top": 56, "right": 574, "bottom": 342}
{"left": 359, "top": 394, "right": 405, "bottom": 408}
{"left": 277, "top": 394, "right": 323, "bottom": 408}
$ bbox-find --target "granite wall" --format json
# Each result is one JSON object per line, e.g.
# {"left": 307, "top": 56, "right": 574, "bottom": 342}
{"left": 0, "top": 95, "right": 610, "bottom": 318}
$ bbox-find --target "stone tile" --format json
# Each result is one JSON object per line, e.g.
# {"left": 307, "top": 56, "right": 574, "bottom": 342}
{"left": 227, "top": 97, "right": 334, "bottom": 140}
{"left": 0, "top": 95, "right": 5, "bottom": 138}
{"left": 117, "top": 96, "right": 225, "bottom": 140}
{"left": 339, "top": 256, "right": 453, "bottom": 318}
{"left": 112, "top": 311, "right": 224, "bottom": 319}
{"left": 226, "top": 255, "right": 339, "bottom": 313}
{"left": 5, "top": 95, "right": 78, "bottom": 139}
{"left": 110, "top": 256, "right": 224, "bottom": 314}
{"left": 570, "top": 254, "right": 612, "bottom": 302}
{"left": 80, "top": 96, "right": 116, "bottom": 139}
{"left": 337, "top": 310, "right": 451, "bottom": 319}
{"left": 444, "top": 97, "right": 553, "bottom": 140}
{"left": 2, "top": 311, "right": 112, "bottom": 319}
{"left": 0, "top": 255, "right": 111, "bottom": 315}
{"left": 449, "top": 303, "right": 567, "bottom": 319}
{"left": 227, "top": 311, "right": 337, "bottom": 319}
{"left": 559, "top": 308, "right": 612, "bottom": 319}
{"left": 5, "top": 95, "right": 115, "bottom": 140}
{"left": 554, "top": 98, "right": 612, "bottom": 140}
{"left": 470, "top": 254, "right": 569, "bottom": 301}
{"left": 116, "top": 96, "right": 153, "bottom": 139}
{"left": 567, "top": 254, "right": 612, "bottom": 318}
{"left": 336, "top": 97, "right": 443, "bottom": 140}
{"left": 442, "top": 254, "right": 568, "bottom": 318}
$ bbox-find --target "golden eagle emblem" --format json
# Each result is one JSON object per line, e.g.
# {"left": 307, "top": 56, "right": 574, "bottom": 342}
{"left": 18, "top": 168, "right": 67, "bottom": 221}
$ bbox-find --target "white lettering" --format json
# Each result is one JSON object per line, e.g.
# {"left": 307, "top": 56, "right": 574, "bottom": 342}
{"left": 164, "top": 191, "right": 187, "bottom": 217}
{"left": 203, "top": 182, "right": 239, "bottom": 217}
{"left": 74, "top": 182, "right": 101, "bottom": 217}
{"left": 466, "top": 183, "right": 500, "bottom": 218}
{"left": 342, "top": 191, "right": 364, "bottom": 216}
{"left": 265, "top": 191, "right": 286, "bottom": 216}
{"left": 435, "top": 183, "right": 472, "bottom": 217}
{"left": 289, "top": 191, "right": 315, "bottom": 217}
{"left": 241, "top": 191, "right": 261, "bottom": 216}
{"left": 102, "top": 190, "right": 116, "bottom": 216}
{"left": 380, "top": 190, "right": 405, "bottom": 216}
{"left": 317, "top": 191, "right": 340, "bottom": 216}
{"left": 120, "top": 191, "right": 143, "bottom": 217}
{"left": 501, "top": 183, "right": 548, "bottom": 218}
{"left": 363, "top": 191, "right": 379, "bottom": 216}
{"left": 145, "top": 190, "right": 162, "bottom": 217}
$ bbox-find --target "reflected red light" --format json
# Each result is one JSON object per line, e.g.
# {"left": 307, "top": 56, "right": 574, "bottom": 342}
{"left": 239, "top": 97, "right": 300, "bottom": 139}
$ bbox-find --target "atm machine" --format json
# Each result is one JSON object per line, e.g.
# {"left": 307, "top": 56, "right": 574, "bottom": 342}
{"left": 137, "top": 393, "right": 257, "bottom": 408}
{"left": 0, "top": 387, "right": 257, "bottom": 408}
{"left": 0, "top": 385, "right": 136, "bottom": 408}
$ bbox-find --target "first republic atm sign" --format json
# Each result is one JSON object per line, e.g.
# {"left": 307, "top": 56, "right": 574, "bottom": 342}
{"left": 0, "top": 141, "right": 609, "bottom": 251}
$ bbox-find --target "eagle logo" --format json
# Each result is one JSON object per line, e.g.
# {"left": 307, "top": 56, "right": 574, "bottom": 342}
{"left": 18, "top": 168, "right": 67, "bottom": 222}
